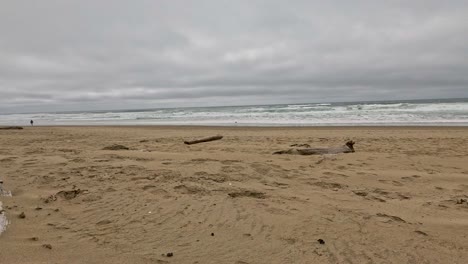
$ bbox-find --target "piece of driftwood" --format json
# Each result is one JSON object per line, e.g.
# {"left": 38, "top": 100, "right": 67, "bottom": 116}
{"left": 0, "top": 126, "right": 23, "bottom": 130}
{"left": 184, "top": 135, "right": 223, "bottom": 145}
{"left": 274, "top": 141, "right": 355, "bottom": 155}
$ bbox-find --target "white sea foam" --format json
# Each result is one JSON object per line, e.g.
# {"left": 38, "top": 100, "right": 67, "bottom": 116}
{"left": 0, "top": 201, "right": 7, "bottom": 236}
{"left": 0, "top": 181, "right": 11, "bottom": 236}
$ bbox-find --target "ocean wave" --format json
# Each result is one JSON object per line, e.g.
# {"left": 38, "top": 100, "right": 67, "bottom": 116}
{"left": 1, "top": 100, "right": 467, "bottom": 126}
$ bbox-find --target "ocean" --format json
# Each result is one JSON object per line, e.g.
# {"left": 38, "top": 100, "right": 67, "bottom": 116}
{"left": 1, "top": 98, "right": 468, "bottom": 126}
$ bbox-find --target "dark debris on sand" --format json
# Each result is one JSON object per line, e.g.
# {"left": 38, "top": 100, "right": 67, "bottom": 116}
{"left": 228, "top": 190, "right": 266, "bottom": 199}
{"left": 44, "top": 189, "right": 84, "bottom": 203}
{"left": 42, "top": 244, "right": 52, "bottom": 249}
{"left": 102, "top": 144, "right": 129, "bottom": 150}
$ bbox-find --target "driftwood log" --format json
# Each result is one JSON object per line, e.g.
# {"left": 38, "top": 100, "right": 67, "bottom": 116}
{"left": 0, "top": 126, "right": 23, "bottom": 130}
{"left": 274, "top": 141, "right": 355, "bottom": 155}
{"left": 184, "top": 135, "right": 223, "bottom": 145}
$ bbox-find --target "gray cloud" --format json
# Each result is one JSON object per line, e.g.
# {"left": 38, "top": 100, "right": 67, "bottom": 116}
{"left": 1, "top": 0, "right": 467, "bottom": 113}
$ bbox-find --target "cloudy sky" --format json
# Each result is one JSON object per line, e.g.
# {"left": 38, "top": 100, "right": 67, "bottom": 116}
{"left": 1, "top": 0, "right": 467, "bottom": 113}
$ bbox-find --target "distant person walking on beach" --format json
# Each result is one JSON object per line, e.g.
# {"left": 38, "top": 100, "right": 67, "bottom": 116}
{"left": 30, "top": 120, "right": 34, "bottom": 126}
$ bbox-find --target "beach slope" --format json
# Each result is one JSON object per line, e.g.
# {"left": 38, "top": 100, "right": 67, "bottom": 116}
{"left": 1, "top": 126, "right": 468, "bottom": 263}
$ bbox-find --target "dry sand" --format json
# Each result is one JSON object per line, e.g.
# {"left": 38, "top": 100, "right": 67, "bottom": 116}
{"left": 1, "top": 126, "right": 468, "bottom": 263}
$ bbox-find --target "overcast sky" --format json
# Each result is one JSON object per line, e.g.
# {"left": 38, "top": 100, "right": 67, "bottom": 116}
{"left": 1, "top": 0, "right": 467, "bottom": 113}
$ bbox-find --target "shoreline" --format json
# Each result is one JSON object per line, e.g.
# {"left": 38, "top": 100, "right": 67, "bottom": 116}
{"left": 4, "top": 124, "right": 468, "bottom": 129}
{"left": 3, "top": 121, "right": 468, "bottom": 128}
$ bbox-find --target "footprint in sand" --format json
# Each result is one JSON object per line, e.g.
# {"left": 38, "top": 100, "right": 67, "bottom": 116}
{"left": 322, "top": 171, "right": 349, "bottom": 178}
{"left": 220, "top": 160, "right": 241, "bottom": 165}
{"left": 174, "top": 184, "right": 210, "bottom": 195}
{"left": 0, "top": 156, "right": 18, "bottom": 163}
{"left": 401, "top": 175, "right": 422, "bottom": 181}
{"left": 311, "top": 181, "right": 347, "bottom": 190}
{"left": 378, "top": 180, "right": 404, "bottom": 187}
{"left": 352, "top": 190, "right": 369, "bottom": 197}
{"left": 264, "top": 181, "right": 289, "bottom": 189}
{"left": 352, "top": 188, "right": 411, "bottom": 202}
{"left": 250, "top": 163, "right": 285, "bottom": 175}
{"left": 438, "top": 195, "right": 468, "bottom": 209}
{"left": 376, "top": 213, "right": 406, "bottom": 223}
{"left": 220, "top": 165, "right": 245, "bottom": 173}
{"left": 228, "top": 190, "right": 266, "bottom": 199}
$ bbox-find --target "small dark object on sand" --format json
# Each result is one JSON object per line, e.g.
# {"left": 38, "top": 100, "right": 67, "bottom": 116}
{"left": 184, "top": 135, "right": 223, "bottom": 145}
{"left": 0, "top": 126, "right": 23, "bottom": 130}
{"left": 35, "top": 207, "right": 43, "bottom": 210}
{"left": 290, "top": 143, "right": 311, "bottom": 148}
{"left": 19, "top": 212, "right": 26, "bottom": 219}
{"left": 102, "top": 144, "right": 129, "bottom": 150}
{"left": 56, "top": 189, "right": 83, "bottom": 200}
{"left": 456, "top": 198, "right": 467, "bottom": 204}
{"left": 42, "top": 244, "right": 52, "bottom": 249}
{"left": 414, "top": 230, "right": 428, "bottom": 236}
{"left": 44, "top": 189, "right": 84, "bottom": 203}
{"left": 274, "top": 141, "right": 355, "bottom": 155}
{"left": 317, "top": 239, "right": 325, "bottom": 244}
{"left": 30, "top": 237, "right": 39, "bottom": 241}
{"left": 211, "top": 232, "right": 214, "bottom": 236}
{"left": 228, "top": 190, "right": 266, "bottom": 199}
{"left": 166, "top": 252, "right": 173, "bottom": 257}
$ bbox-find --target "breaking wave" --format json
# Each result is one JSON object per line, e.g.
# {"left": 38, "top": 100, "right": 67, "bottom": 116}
{"left": 1, "top": 99, "right": 468, "bottom": 126}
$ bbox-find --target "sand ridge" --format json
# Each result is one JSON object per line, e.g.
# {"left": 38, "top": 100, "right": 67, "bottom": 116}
{"left": 1, "top": 126, "right": 468, "bottom": 263}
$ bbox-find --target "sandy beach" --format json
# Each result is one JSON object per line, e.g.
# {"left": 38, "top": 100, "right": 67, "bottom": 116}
{"left": 1, "top": 126, "right": 468, "bottom": 263}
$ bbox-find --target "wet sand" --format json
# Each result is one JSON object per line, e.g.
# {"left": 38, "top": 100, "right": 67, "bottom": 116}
{"left": 1, "top": 126, "right": 468, "bottom": 263}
